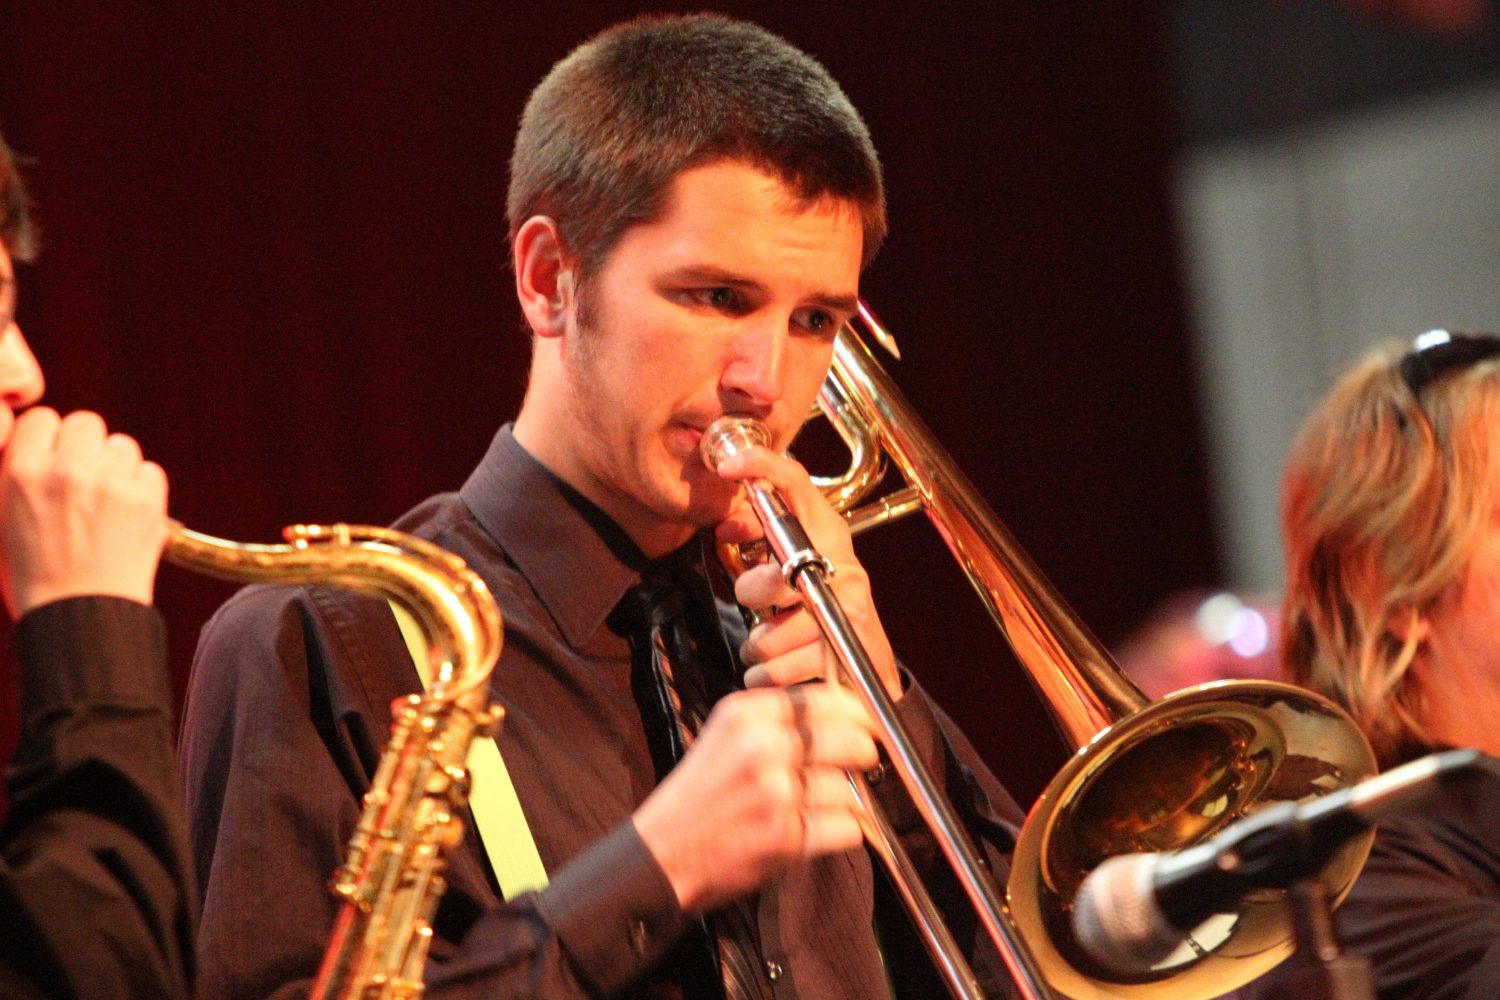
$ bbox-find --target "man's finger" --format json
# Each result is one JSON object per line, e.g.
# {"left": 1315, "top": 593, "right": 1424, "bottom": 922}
{"left": 801, "top": 766, "right": 862, "bottom": 811}
{"left": 733, "top": 560, "right": 799, "bottom": 612}
{"left": 741, "top": 610, "right": 818, "bottom": 665}
{"left": 52, "top": 410, "right": 109, "bottom": 464}
{"left": 743, "top": 642, "right": 830, "bottom": 689}
{"left": 3, "top": 407, "right": 61, "bottom": 471}
{"left": 798, "top": 809, "right": 864, "bottom": 858}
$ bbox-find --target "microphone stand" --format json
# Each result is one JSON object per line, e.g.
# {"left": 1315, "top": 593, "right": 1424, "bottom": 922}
{"left": 1260, "top": 877, "right": 1373, "bottom": 1000}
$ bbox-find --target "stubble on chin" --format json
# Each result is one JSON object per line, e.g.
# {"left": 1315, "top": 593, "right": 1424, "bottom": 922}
{"left": 667, "top": 452, "right": 738, "bottom": 527}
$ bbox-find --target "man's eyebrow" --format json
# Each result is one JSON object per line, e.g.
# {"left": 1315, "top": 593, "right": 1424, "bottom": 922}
{"left": 808, "top": 292, "right": 859, "bottom": 317}
{"left": 661, "top": 265, "right": 756, "bottom": 287}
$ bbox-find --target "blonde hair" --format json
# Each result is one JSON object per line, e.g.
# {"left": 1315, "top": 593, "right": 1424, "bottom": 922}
{"left": 1281, "top": 338, "right": 1500, "bottom": 766}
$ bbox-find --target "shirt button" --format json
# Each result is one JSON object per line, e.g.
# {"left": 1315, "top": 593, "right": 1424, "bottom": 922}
{"left": 764, "top": 960, "right": 783, "bottom": 981}
{"left": 630, "top": 919, "right": 649, "bottom": 954}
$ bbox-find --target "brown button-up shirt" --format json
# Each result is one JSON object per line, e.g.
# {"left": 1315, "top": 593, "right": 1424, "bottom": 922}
{"left": 181, "top": 425, "right": 1025, "bottom": 999}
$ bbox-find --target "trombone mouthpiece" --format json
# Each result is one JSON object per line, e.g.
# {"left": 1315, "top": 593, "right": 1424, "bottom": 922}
{"left": 700, "top": 416, "right": 771, "bottom": 471}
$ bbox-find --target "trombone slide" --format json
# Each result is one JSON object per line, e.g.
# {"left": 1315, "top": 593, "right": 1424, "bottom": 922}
{"left": 701, "top": 416, "right": 1049, "bottom": 1000}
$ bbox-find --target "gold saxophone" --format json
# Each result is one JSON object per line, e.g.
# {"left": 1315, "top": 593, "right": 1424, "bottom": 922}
{"left": 166, "top": 521, "right": 504, "bottom": 1000}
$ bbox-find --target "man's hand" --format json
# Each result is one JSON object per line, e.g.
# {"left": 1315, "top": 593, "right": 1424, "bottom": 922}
{"left": 712, "top": 443, "right": 901, "bottom": 700}
{"left": 0, "top": 408, "right": 169, "bottom": 617}
{"left": 632, "top": 683, "right": 878, "bottom": 912}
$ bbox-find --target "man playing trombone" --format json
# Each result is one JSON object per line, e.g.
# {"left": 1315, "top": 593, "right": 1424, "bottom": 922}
{"left": 183, "top": 15, "right": 1026, "bottom": 999}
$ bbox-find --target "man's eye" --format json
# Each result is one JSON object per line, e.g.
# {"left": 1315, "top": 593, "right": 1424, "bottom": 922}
{"left": 685, "top": 286, "right": 751, "bottom": 315}
{"left": 795, "top": 308, "right": 839, "bottom": 336}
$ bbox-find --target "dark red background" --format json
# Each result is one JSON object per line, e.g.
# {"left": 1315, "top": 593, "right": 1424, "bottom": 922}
{"left": 0, "top": 5, "right": 1218, "bottom": 808}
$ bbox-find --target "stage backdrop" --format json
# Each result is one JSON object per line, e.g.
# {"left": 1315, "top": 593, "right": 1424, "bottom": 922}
{"left": 0, "top": 4, "right": 1216, "bottom": 808}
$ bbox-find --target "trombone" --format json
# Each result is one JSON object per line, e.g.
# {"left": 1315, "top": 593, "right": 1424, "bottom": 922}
{"left": 718, "top": 304, "right": 1376, "bottom": 1000}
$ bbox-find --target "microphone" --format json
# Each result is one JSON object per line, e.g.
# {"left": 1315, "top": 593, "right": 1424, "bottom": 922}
{"left": 1071, "top": 748, "right": 1484, "bottom": 975}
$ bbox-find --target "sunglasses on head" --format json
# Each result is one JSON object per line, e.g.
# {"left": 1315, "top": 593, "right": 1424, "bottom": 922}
{"left": 1398, "top": 330, "right": 1500, "bottom": 400}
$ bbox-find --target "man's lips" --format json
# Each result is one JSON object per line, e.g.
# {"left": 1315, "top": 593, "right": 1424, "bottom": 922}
{"left": 667, "top": 422, "right": 710, "bottom": 466}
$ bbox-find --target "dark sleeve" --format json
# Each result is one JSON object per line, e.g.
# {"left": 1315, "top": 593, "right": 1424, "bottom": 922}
{"left": 181, "top": 586, "right": 691, "bottom": 1000}
{"left": 868, "top": 668, "right": 1025, "bottom": 860}
{"left": 0, "top": 596, "right": 195, "bottom": 1000}
{"left": 1327, "top": 817, "right": 1500, "bottom": 1000}
{"left": 865, "top": 669, "right": 1027, "bottom": 999}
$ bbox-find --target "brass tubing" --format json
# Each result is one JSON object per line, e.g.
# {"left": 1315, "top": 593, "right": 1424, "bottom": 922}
{"left": 165, "top": 521, "right": 500, "bottom": 699}
{"left": 849, "top": 771, "right": 984, "bottom": 1000}
{"left": 794, "top": 562, "right": 1050, "bottom": 1000}
{"left": 826, "top": 331, "right": 1144, "bottom": 746}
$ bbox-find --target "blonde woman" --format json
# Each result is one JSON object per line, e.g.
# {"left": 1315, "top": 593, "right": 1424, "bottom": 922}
{"left": 1260, "top": 330, "right": 1500, "bottom": 999}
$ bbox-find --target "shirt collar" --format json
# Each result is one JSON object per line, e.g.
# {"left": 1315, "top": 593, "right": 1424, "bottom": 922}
{"left": 458, "top": 424, "right": 659, "bottom": 649}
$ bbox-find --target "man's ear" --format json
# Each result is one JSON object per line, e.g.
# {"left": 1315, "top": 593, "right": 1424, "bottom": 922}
{"left": 514, "top": 216, "right": 575, "bottom": 339}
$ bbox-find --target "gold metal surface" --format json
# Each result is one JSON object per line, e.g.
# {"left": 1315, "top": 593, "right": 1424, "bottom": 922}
{"left": 1011, "top": 682, "right": 1373, "bottom": 998}
{"left": 166, "top": 521, "right": 503, "bottom": 1000}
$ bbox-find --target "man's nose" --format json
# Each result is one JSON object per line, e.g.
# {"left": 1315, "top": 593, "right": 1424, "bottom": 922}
{"left": 0, "top": 323, "right": 45, "bottom": 411}
{"left": 722, "top": 319, "right": 787, "bottom": 407}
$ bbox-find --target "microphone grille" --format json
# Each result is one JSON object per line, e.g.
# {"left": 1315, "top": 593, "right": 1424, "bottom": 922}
{"left": 1071, "top": 853, "right": 1182, "bottom": 975}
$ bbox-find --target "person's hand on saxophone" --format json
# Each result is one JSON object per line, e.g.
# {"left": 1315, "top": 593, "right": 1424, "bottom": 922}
{"left": 0, "top": 407, "right": 168, "bottom": 617}
{"left": 0, "top": 276, "right": 167, "bottom": 619}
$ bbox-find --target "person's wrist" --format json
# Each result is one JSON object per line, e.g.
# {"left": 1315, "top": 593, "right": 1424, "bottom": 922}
{"left": 15, "top": 578, "right": 155, "bottom": 616}
{"left": 632, "top": 805, "right": 702, "bottom": 911}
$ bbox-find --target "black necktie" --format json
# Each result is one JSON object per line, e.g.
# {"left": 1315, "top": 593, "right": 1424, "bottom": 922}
{"left": 616, "top": 566, "right": 769, "bottom": 1000}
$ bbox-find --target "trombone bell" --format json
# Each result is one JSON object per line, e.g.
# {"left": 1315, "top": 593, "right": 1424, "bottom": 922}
{"left": 1011, "top": 682, "right": 1373, "bottom": 998}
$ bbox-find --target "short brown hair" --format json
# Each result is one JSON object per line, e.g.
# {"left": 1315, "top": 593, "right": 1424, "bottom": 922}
{"left": 1, "top": 135, "right": 37, "bottom": 263}
{"left": 508, "top": 14, "right": 886, "bottom": 278}
{"left": 1281, "top": 339, "right": 1500, "bottom": 766}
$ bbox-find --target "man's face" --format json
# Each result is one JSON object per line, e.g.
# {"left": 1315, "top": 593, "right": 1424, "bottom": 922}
{"left": 545, "top": 160, "right": 863, "bottom": 551}
{"left": 0, "top": 244, "right": 44, "bottom": 450}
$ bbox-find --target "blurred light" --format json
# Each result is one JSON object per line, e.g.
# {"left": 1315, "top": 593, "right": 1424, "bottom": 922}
{"left": 1194, "top": 591, "right": 1269, "bottom": 658}
{"left": 1194, "top": 592, "right": 1243, "bottom": 646}
{"left": 1226, "top": 606, "right": 1270, "bottom": 658}
{"left": 1415, "top": 329, "right": 1453, "bottom": 350}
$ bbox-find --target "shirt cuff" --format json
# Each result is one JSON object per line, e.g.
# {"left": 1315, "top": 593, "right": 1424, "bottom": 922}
{"left": 536, "top": 820, "right": 691, "bottom": 995}
{"left": 14, "top": 596, "right": 169, "bottom": 722}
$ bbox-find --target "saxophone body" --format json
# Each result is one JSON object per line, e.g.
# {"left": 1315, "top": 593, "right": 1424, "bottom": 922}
{"left": 167, "top": 522, "right": 504, "bottom": 1000}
